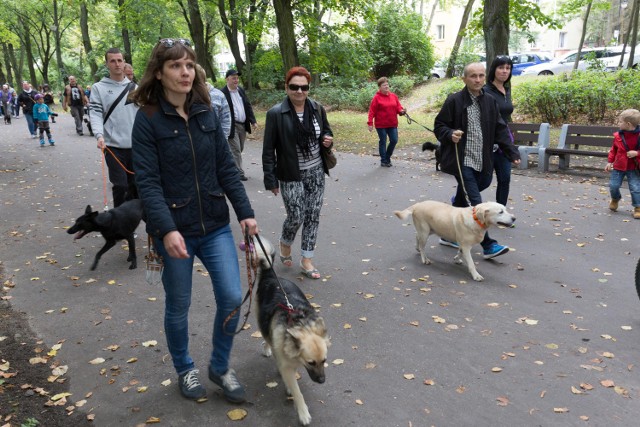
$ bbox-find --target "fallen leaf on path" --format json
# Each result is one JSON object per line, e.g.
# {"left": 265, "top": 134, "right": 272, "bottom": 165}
{"left": 227, "top": 408, "right": 248, "bottom": 421}
{"left": 600, "top": 379, "right": 615, "bottom": 388}
{"left": 496, "top": 396, "right": 509, "bottom": 406}
{"left": 404, "top": 373, "right": 415, "bottom": 380}
{"left": 88, "top": 358, "right": 105, "bottom": 365}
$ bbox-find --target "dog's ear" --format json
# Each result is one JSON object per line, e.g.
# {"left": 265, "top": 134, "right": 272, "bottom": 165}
{"left": 311, "top": 317, "right": 329, "bottom": 338}
{"left": 475, "top": 205, "right": 487, "bottom": 224}
{"left": 85, "top": 205, "right": 93, "bottom": 214}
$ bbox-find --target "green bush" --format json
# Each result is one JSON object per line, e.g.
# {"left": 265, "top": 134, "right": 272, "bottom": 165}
{"left": 429, "top": 78, "right": 465, "bottom": 110}
{"left": 513, "top": 69, "right": 640, "bottom": 124}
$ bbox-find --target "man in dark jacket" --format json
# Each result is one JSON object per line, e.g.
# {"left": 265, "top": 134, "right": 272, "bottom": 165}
{"left": 17, "top": 81, "right": 39, "bottom": 138}
{"left": 221, "top": 69, "right": 257, "bottom": 181}
{"left": 434, "top": 62, "right": 521, "bottom": 259}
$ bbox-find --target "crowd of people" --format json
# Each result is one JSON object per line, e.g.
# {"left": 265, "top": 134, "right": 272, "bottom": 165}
{"left": 4, "top": 40, "right": 638, "bottom": 408}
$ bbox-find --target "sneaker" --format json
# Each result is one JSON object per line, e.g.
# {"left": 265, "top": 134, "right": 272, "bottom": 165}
{"left": 39, "top": 139, "right": 45, "bottom": 146}
{"left": 439, "top": 238, "right": 459, "bottom": 249}
{"left": 49, "top": 139, "right": 55, "bottom": 146}
{"left": 240, "top": 176, "right": 248, "bottom": 181}
{"left": 483, "top": 243, "right": 509, "bottom": 259}
{"left": 209, "top": 368, "right": 246, "bottom": 403}
{"left": 178, "top": 369, "right": 207, "bottom": 401}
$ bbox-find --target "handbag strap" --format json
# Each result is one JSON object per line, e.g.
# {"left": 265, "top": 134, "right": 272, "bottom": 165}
{"left": 103, "top": 82, "right": 135, "bottom": 124}
{"left": 619, "top": 132, "right": 640, "bottom": 170}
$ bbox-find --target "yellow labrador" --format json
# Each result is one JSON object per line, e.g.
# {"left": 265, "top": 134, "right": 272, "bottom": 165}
{"left": 394, "top": 201, "right": 515, "bottom": 281}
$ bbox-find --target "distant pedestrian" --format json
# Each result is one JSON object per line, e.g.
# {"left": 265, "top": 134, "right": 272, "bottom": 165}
{"left": 63, "top": 75, "right": 89, "bottom": 135}
{"left": 1, "top": 84, "right": 12, "bottom": 123}
{"left": 605, "top": 108, "right": 640, "bottom": 219}
{"left": 221, "top": 69, "right": 257, "bottom": 181}
{"left": 367, "top": 77, "right": 405, "bottom": 167}
{"left": 42, "top": 84, "right": 56, "bottom": 123}
{"left": 89, "top": 48, "right": 138, "bottom": 208}
{"left": 124, "top": 63, "right": 136, "bottom": 83}
{"left": 32, "top": 94, "right": 55, "bottom": 146}
{"left": 195, "top": 64, "right": 231, "bottom": 138}
{"left": 17, "top": 81, "right": 40, "bottom": 138}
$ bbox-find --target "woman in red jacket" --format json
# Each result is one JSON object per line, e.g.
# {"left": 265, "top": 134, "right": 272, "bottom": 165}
{"left": 367, "top": 77, "right": 406, "bottom": 167}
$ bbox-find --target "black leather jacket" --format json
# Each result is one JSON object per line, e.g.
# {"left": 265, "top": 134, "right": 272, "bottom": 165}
{"left": 132, "top": 97, "right": 254, "bottom": 238}
{"left": 262, "top": 97, "right": 333, "bottom": 190}
{"left": 434, "top": 88, "right": 519, "bottom": 176}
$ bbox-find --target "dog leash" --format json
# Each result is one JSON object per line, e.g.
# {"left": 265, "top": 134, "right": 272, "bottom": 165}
{"left": 100, "top": 146, "right": 135, "bottom": 211}
{"left": 454, "top": 143, "right": 472, "bottom": 207}
{"left": 404, "top": 112, "right": 435, "bottom": 134}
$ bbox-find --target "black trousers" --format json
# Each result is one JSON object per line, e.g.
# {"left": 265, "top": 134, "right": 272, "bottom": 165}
{"left": 104, "top": 146, "right": 138, "bottom": 208}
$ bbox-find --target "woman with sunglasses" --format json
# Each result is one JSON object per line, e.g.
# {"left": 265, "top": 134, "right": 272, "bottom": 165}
{"left": 367, "top": 76, "right": 406, "bottom": 167}
{"left": 262, "top": 67, "right": 334, "bottom": 279}
{"left": 484, "top": 55, "right": 515, "bottom": 209}
{"left": 131, "top": 38, "right": 258, "bottom": 403}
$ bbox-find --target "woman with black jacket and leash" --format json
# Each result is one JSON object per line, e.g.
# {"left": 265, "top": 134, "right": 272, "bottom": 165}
{"left": 131, "top": 38, "right": 258, "bottom": 404}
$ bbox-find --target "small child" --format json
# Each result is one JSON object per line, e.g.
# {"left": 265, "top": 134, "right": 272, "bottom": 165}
{"left": 605, "top": 109, "right": 640, "bottom": 218}
{"left": 32, "top": 94, "right": 55, "bottom": 146}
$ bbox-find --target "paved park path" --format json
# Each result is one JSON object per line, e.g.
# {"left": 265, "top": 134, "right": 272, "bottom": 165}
{"left": 1, "top": 112, "right": 639, "bottom": 426}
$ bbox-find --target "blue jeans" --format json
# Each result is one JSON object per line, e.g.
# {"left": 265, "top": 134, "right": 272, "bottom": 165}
{"left": 25, "top": 113, "right": 36, "bottom": 136}
{"left": 493, "top": 150, "right": 512, "bottom": 206}
{"left": 610, "top": 169, "right": 640, "bottom": 206}
{"left": 154, "top": 224, "right": 242, "bottom": 376}
{"left": 452, "top": 166, "right": 497, "bottom": 250}
{"left": 376, "top": 127, "right": 398, "bottom": 164}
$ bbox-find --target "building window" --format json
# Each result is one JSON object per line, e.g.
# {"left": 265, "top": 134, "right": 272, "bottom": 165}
{"left": 559, "top": 32, "right": 567, "bottom": 48}
{"left": 437, "top": 25, "right": 445, "bottom": 40}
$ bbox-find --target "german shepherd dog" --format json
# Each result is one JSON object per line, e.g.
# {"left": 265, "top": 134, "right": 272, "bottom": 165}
{"left": 67, "top": 199, "right": 143, "bottom": 270}
{"left": 253, "top": 237, "right": 330, "bottom": 426}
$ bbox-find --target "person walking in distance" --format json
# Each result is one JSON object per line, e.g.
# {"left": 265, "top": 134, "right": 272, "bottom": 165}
{"left": 89, "top": 48, "right": 138, "bottom": 208}
{"left": 63, "top": 76, "right": 89, "bottom": 135}
{"left": 367, "top": 77, "right": 406, "bottom": 167}
{"left": 221, "top": 69, "right": 257, "bottom": 181}
{"left": 17, "top": 81, "right": 40, "bottom": 138}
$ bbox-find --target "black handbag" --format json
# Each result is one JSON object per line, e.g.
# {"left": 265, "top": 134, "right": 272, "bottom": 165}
{"left": 322, "top": 146, "right": 337, "bottom": 169}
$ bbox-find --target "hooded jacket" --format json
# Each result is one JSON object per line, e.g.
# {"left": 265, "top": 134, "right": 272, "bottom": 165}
{"left": 89, "top": 77, "right": 138, "bottom": 148}
{"left": 132, "top": 97, "right": 254, "bottom": 239}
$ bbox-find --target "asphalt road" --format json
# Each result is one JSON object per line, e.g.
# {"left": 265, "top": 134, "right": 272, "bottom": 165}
{"left": 1, "top": 112, "right": 640, "bottom": 426}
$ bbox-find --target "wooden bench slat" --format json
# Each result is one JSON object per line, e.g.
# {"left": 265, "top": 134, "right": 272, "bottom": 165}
{"left": 539, "top": 124, "right": 617, "bottom": 172}
{"left": 509, "top": 122, "right": 550, "bottom": 170}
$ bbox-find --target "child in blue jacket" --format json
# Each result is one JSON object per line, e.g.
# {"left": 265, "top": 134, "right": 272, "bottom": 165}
{"left": 33, "top": 94, "right": 55, "bottom": 146}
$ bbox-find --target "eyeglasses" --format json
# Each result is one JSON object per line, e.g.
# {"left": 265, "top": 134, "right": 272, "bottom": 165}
{"left": 288, "top": 84, "right": 310, "bottom": 92}
{"left": 158, "top": 38, "right": 192, "bottom": 48}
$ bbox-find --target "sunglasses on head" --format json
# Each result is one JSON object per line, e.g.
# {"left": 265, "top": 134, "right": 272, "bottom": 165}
{"left": 158, "top": 38, "right": 192, "bottom": 48}
{"left": 288, "top": 83, "right": 310, "bottom": 92}
{"left": 496, "top": 55, "right": 511, "bottom": 60}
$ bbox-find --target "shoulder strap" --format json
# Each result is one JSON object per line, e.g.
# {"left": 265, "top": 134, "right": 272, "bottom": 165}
{"left": 103, "top": 82, "right": 135, "bottom": 124}
{"left": 619, "top": 132, "right": 640, "bottom": 170}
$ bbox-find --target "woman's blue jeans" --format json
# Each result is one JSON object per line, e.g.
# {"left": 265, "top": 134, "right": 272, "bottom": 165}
{"left": 610, "top": 169, "right": 640, "bottom": 206}
{"left": 25, "top": 113, "right": 36, "bottom": 136}
{"left": 154, "top": 224, "right": 242, "bottom": 376}
{"left": 452, "top": 165, "right": 497, "bottom": 250}
{"left": 493, "top": 150, "right": 512, "bottom": 206}
{"left": 376, "top": 127, "right": 398, "bottom": 164}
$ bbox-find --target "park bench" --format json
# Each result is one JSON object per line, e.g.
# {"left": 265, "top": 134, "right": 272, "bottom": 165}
{"left": 509, "top": 122, "right": 550, "bottom": 170}
{"left": 538, "top": 124, "right": 617, "bottom": 172}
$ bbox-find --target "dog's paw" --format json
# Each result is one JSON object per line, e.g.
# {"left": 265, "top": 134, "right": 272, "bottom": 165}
{"left": 297, "top": 406, "right": 311, "bottom": 425}
{"left": 261, "top": 341, "right": 272, "bottom": 358}
{"left": 472, "top": 273, "right": 484, "bottom": 281}
{"left": 454, "top": 257, "right": 463, "bottom": 265}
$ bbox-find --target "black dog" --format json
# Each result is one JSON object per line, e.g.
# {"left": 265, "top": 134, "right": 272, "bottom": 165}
{"left": 67, "top": 199, "right": 144, "bottom": 270}
{"left": 3, "top": 112, "right": 10, "bottom": 125}
{"left": 422, "top": 141, "right": 441, "bottom": 171}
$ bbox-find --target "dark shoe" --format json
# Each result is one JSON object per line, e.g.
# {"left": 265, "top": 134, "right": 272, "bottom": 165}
{"left": 483, "top": 243, "right": 509, "bottom": 260}
{"left": 240, "top": 176, "right": 248, "bottom": 181}
{"left": 439, "top": 238, "right": 459, "bottom": 249}
{"left": 209, "top": 368, "right": 246, "bottom": 403}
{"left": 77, "top": 131, "right": 84, "bottom": 136}
{"left": 178, "top": 369, "right": 207, "bottom": 402}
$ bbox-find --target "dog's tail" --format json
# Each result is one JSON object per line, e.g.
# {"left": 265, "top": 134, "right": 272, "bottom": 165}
{"left": 422, "top": 141, "right": 439, "bottom": 152}
{"left": 393, "top": 205, "right": 415, "bottom": 220}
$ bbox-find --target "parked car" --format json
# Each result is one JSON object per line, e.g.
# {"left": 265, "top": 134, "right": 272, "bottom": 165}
{"left": 510, "top": 52, "right": 552, "bottom": 76}
{"left": 520, "top": 46, "right": 637, "bottom": 76}
{"left": 430, "top": 67, "right": 446, "bottom": 79}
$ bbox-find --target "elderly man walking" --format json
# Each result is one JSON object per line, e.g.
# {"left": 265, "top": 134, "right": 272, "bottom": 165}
{"left": 17, "top": 82, "right": 39, "bottom": 138}
{"left": 434, "top": 62, "right": 521, "bottom": 259}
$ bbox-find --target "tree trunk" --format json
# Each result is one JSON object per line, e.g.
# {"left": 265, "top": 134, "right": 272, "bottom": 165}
{"left": 8, "top": 43, "right": 22, "bottom": 86}
{"left": 303, "top": 0, "right": 324, "bottom": 85}
{"left": 627, "top": 0, "right": 639, "bottom": 68}
{"left": 118, "top": 0, "right": 133, "bottom": 65}
{"left": 2, "top": 44, "right": 13, "bottom": 85}
{"left": 52, "top": 0, "right": 66, "bottom": 83}
{"left": 184, "top": 0, "right": 214, "bottom": 78}
{"left": 218, "top": 0, "right": 246, "bottom": 76}
{"left": 0, "top": 59, "right": 6, "bottom": 85}
{"left": 273, "top": 0, "right": 299, "bottom": 73}
{"left": 573, "top": 1, "right": 592, "bottom": 71}
{"left": 80, "top": 0, "right": 98, "bottom": 81}
{"left": 446, "top": 0, "right": 475, "bottom": 78}
{"left": 20, "top": 18, "right": 38, "bottom": 86}
{"left": 425, "top": 0, "right": 438, "bottom": 34}
{"left": 483, "top": 0, "right": 509, "bottom": 70}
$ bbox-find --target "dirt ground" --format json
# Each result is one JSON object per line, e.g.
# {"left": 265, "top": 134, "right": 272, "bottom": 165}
{"left": 0, "top": 264, "right": 92, "bottom": 427}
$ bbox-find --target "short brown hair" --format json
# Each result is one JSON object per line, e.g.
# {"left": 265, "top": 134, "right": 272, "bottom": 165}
{"left": 104, "top": 47, "right": 122, "bottom": 62}
{"left": 377, "top": 77, "right": 388, "bottom": 87}
{"left": 618, "top": 109, "right": 640, "bottom": 127}
{"left": 285, "top": 67, "right": 311, "bottom": 85}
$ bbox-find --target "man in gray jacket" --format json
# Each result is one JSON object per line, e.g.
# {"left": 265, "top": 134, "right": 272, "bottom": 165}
{"left": 90, "top": 48, "right": 138, "bottom": 208}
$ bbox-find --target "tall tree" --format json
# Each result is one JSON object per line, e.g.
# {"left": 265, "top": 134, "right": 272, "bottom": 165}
{"left": 483, "top": 0, "right": 509, "bottom": 67}
{"left": 118, "top": 0, "right": 133, "bottom": 64}
{"left": 52, "top": 0, "right": 66, "bottom": 83}
{"left": 446, "top": 0, "right": 475, "bottom": 78}
{"left": 273, "top": 0, "right": 298, "bottom": 72}
{"left": 79, "top": 0, "right": 98, "bottom": 81}
{"left": 573, "top": 1, "right": 592, "bottom": 70}
{"left": 627, "top": 0, "right": 639, "bottom": 68}
{"left": 179, "top": 0, "right": 215, "bottom": 78}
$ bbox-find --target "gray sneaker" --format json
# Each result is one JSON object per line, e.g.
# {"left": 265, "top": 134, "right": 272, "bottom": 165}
{"left": 439, "top": 238, "right": 459, "bottom": 249}
{"left": 178, "top": 369, "right": 207, "bottom": 402}
{"left": 209, "top": 368, "right": 246, "bottom": 403}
